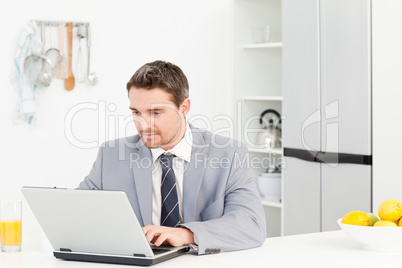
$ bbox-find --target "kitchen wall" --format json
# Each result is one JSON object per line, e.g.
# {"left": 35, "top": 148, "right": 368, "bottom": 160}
{"left": 372, "top": 0, "right": 402, "bottom": 213}
{"left": 0, "top": 0, "right": 233, "bottom": 249}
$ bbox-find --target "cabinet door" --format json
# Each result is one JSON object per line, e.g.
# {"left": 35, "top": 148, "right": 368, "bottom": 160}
{"left": 283, "top": 157, "right": 321, "bottom": 235}
{"left": 321, "top": 164, "right": 371, "bottom": 231}
{"left": 282, "top": 0, "right": 321, "bottom": 236}
{"left": 319, "top": 0, "right": 372, "bottom": 231}
{"left": 282, "top": 0, "right": 320, "bottom": 152}
{"left": 320, "top": 0, "right": 371, "bottom": 155}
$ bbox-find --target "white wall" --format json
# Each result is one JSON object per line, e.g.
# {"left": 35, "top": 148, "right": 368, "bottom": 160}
{"left": 0, "top": 0, "right": 232, "bottom": 249}
{"left": 372, "top": 0, "right": 402, "bottom": 213}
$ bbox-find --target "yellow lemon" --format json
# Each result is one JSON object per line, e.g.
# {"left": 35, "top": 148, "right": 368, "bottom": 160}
{"left": 341, "top": 211, "right": 370, "bottom": 226}
{"left": 378, "top": 198, "right": 402, "bottom": 222}
{"left": 373, "top": 220, "right": 398, "bottom": 227}
{"left": 398, "top": 219, "right": 402, "bottom": 227}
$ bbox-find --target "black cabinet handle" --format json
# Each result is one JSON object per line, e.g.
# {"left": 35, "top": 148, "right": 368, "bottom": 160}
{"left": 284, "top": 148, "right": 372, "bottom": 165}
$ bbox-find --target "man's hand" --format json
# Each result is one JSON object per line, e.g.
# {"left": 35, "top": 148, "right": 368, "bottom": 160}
{"left": 142, "top": 225, "right": 196, "bottom": 247}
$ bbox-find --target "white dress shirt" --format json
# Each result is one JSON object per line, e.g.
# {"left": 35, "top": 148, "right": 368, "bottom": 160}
{"left": 150, "top": 123, "right": 193, "bottom": 226}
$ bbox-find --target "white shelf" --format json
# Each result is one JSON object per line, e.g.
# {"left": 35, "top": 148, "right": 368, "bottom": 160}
{"left": 243, "top": 42, "right": 283, "bottom": 49}
{"left": 248, "top": 147, "right": 282, "bottom": 155}
{"left": 242, "top": 96, "right": 283, "bottom": 101}
{"left": 261, "top": 199, "right": 282, "bottom": 208}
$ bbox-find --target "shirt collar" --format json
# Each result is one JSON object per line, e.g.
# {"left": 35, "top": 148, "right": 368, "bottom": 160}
{"left": 151, "top": 122, "right": 193, "bottom": 163}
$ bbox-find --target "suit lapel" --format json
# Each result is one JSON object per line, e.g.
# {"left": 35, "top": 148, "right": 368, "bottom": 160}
{"left": 183, "top": 126, "right": 208, "bottom": 222}
{"left": 131, "top": 139, "right": 153, "bottom": 226}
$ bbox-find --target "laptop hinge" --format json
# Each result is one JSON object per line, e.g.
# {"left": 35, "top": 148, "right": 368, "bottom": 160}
{"left": 60, "top": 248, "right": 72, "bottom": 252}
{"left": 133, "top": 253, "right": 146, "bottom": 257}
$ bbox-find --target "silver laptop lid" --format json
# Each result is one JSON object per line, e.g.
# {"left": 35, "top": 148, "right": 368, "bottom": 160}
{"left": 22, "top": 187, "right": 154, "bottom": 257}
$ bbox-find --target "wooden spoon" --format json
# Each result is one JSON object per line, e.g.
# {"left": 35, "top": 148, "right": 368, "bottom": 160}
{"left": 56, "top": 21, "right": 68, "bottom": 79}
{"left": 65, "top": 22, "right": 75, "bottom": 91}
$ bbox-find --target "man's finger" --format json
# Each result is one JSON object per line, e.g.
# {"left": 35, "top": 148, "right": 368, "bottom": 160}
{"left": 142, "top": 225, "right": 156, "bottom": 233}
{"left": 145, "top": 228, "right": 161, "bottom": 243}
{"left": 154, "top": 232, "right": 169, "bottom": 247}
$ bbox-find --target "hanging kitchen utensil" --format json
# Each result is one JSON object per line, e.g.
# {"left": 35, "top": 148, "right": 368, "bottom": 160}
{"left": 86, "top": 26, "right": 98, "bottom": 85}
{"left": 24, "top": 54, "right": 55, "bottom": 87}
{"left": 56, "top": 21, "right": 68, "bottom": 79}
{"left": 257, "top": 109, "right": 282, "bottom": 149}
{"left": 23, "top": 24, "right": 55, "bottom": 87}
{"left": 45, "top": 26, "right": 63, "bottom": 67}
{"left": 76, "top": 26, "right": 86, "bottom": 83}
{"left": 65, "top": 22, "right": 75, "bottom": 91}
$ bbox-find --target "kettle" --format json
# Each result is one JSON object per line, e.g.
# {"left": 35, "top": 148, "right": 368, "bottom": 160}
{"left": 256, "top": 109, "right": 282, "bottom": 149}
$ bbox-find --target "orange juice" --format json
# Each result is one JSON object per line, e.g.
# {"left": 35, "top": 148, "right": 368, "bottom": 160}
{"left": 0, "top": 220, "right": 22, "bottom": 246}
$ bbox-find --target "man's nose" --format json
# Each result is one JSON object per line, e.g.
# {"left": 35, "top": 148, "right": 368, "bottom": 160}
{"left": 134, "top": 115, "right": 153, "bottom": 130}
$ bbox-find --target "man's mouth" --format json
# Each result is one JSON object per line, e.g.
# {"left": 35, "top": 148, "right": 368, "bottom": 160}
{"left": 142, "top": 133, "right": 158, "bottom": 138}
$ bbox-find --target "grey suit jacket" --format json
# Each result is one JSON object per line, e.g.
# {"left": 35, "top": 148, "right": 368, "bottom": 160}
{"left": 78, "top": 125, "right": 266, "bottom": 255}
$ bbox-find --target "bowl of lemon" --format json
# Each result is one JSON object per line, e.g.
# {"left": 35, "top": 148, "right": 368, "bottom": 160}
{"left": 338, "top": 198, "right": 402, "bottom": 251}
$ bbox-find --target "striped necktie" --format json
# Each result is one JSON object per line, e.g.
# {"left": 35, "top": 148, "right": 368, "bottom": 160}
{"left": 159, "top": 154, "right": 180, "bottom": 227}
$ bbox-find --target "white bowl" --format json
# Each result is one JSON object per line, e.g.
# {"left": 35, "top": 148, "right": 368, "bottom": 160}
{"left": 256, "top": 173, "right": 281, "bottom": 201}
{"left": 337, "top": 219, "right": 402, "bottom": 251}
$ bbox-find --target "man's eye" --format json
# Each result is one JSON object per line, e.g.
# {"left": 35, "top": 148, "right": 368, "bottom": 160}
{"left": 152, "top": 112, "right": 160, "bottom": 115}
{"left": 132, "top": 111, "right": 139, "bottom": 115}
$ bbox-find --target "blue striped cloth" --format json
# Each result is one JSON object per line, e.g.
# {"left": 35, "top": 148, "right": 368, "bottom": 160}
{"left": 10, "top": 21, "right": 43, "bottom": 125}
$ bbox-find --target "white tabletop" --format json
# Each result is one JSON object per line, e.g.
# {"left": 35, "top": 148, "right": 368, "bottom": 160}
{"left": 2, "top": 231, "right": 402, "bottom": 268}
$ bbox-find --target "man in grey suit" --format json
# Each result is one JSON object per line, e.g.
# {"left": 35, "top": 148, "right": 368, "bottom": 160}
{"left": 78, "top": 60, "right": 266, "bottom": 255}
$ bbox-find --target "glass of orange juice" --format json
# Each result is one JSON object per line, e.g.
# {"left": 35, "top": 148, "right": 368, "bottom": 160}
{"left": 0, "top": 201, "right": 22, "bottom": 252}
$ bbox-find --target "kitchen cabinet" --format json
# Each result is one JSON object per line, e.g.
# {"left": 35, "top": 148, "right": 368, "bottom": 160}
{"left": 233, "top": 0, "right": 402, "bottom": 239}
{"left": 282, "top": 0, "right": 372, "bottom": 235}
{"left": 233, "top": 0, "right": 283, "bottom": 237}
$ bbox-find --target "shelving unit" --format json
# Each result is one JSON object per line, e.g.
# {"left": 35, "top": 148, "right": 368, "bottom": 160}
{"left": 242, "top": 96, "right": 283, "bottom": 101}
{"left": 243, "top": 42, "right": 283, "bottom": 49}
{"left": 261, "top": 199, "right": 282, "bottom": 208}
{"left": 248, "top": 147, "right": 282, "bottom": 155}
{"left": 233, "top": 0, "right": 283, "bottom": 238}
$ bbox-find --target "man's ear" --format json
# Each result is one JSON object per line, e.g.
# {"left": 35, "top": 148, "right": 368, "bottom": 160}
{"left": 180, "top": 98, "right": 191, "bottom": 117}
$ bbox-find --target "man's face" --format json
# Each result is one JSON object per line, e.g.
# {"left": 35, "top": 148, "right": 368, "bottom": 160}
{"left": 129, "top": 87, "right": 190, "bottom": 150}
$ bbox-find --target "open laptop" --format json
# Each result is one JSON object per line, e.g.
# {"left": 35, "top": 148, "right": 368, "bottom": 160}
{"left": 21, "top": 186, "right": 190, "bottom": 266}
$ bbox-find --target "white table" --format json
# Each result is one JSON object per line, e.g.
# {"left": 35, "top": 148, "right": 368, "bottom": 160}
{"left": 2, "top": 231, "right": 402, "bottom": 268}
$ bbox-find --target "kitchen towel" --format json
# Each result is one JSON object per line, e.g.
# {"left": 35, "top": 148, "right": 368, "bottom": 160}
{"left": 10, "top": 21, "right": 43, "bottom": 125}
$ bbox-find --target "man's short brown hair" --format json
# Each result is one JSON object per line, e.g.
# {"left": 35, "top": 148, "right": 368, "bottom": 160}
{"left": 126, "top": 60, "right": 189, "bottom": 108}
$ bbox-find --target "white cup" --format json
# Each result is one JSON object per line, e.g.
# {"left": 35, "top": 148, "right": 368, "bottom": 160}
{"left": 256, "top": 173, "right": 281, "bottom": 201}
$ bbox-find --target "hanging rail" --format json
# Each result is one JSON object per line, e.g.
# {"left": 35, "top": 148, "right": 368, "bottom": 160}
{"left": 31, "top": 20, "right": 90, "bottom": 27}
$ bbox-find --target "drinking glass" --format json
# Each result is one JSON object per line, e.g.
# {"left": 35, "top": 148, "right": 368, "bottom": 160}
{"left": 0, "top": 201, "right": 22, "bottom": 252}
